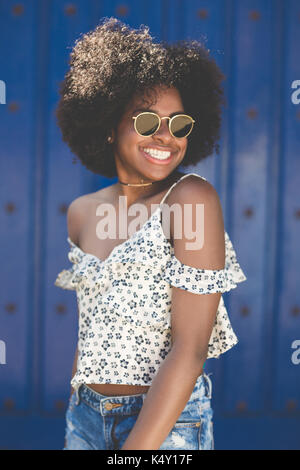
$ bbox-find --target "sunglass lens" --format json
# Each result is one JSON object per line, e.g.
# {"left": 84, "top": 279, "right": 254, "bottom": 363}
{"left": 136, "top": 114, "right": 159, "bottom": 136}
{"left": 171, "top": 116, "right": 193, "bottom": 138}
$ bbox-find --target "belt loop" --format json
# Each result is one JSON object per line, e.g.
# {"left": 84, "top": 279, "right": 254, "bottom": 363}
{"left": 75, "top": 384, "right": 81, "bottom": 405}
{"left": 204, "top": 372, "right": 213, "bottom": 399}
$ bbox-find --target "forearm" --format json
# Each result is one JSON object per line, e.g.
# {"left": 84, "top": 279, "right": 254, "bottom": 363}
{"left": 121, "top": 347, "right": 206, "bottom": 450}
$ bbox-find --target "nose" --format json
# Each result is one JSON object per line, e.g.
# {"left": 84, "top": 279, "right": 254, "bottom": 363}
{"left": 153, "top": 117, "right": 172, "bottom": 141}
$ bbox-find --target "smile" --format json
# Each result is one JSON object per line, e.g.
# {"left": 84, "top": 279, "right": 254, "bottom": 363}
{"left": 142, "top": 147, "right": 172, "bottom": 161}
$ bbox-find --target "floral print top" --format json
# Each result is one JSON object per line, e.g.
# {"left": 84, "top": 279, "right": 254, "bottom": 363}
{"left": 54, "top": 173, "right": 247, "bottom": 389}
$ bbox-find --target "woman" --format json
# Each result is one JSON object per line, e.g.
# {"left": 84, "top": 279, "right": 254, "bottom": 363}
{"left": 54, "top": 17, "right": 247, "bottom": 450}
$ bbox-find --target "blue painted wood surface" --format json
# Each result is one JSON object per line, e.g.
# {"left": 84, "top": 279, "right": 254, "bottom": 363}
{"left": 0, "top": 0, "right": 299, "bottom": 449}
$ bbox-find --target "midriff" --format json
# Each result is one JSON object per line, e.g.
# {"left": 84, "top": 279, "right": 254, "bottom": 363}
{"left": 85, "top": 383, "right": 151, "bottom": 396}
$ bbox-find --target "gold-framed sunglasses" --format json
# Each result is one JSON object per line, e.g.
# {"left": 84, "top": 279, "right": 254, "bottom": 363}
{"left": 132, "top": 112, "right": 195, "bottom": 139}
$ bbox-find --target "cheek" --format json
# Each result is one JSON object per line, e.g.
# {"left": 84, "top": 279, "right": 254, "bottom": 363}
{"left": 120, "top": 121, "right": 139, "bottom": 142}
{"left": 177, "top": 142, "right": 188, "bottom": 162}
{"left": 115, "top": 126, "right": 139, "bottom": 152}
{"left": 180, "top": 140, "right": 188, "bottom": 153}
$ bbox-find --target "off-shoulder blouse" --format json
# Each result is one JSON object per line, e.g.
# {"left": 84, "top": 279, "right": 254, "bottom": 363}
{"left": 54, "top": 172, "right": 247, "bottom": 390}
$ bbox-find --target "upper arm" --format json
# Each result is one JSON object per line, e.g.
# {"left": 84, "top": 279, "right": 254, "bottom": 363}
{"left": 67, "top": 196, "right": 87, "bottom": 245}
{"left": 167, "top": 177, "right": 225, "bottom": 359}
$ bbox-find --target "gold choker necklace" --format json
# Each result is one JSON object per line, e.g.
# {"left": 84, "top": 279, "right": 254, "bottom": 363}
{"left": 118, "top": 175, "right": 171, "bottom": 187}
{"left": 118, "top": 179, "right": 153, "bottom": 187}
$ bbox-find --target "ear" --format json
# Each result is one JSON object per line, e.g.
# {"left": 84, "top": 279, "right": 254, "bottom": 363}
{"left": 110, "top": 128, "right": 116, "bottom": 143}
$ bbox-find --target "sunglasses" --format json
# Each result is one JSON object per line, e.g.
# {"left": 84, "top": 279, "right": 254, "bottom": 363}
{"left": 132, "top": 112, "right": 195, "bottom": 139}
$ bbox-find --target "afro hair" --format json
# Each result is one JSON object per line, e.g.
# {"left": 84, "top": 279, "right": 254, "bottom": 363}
{"left": 55, "top": 16, "right": 226, "bottom": 178}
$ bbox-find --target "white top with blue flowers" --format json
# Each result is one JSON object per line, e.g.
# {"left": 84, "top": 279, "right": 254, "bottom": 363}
{"left": 54, "top": 172, "right": 247, "bottom": 389}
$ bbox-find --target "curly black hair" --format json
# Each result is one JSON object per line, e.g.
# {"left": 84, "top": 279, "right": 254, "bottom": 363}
{"left": 55, "top": 17, "right": 226, "bottom": 178}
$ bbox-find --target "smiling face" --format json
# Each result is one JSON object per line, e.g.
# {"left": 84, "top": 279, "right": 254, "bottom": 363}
{"left": 110, "top": 85, "right": 188, "bottom": 183}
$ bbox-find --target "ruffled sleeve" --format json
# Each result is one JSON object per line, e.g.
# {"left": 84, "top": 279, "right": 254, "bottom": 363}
{"left": 54, "top": 265, "right": 81, "bottom": 291}
{"left": 161, "top": 231, "right": 246, "bottom": 358}
{"left": 54, "top": 238, "right": 83, "bottom": 291}
{"left": 161, "top": 230, "right": 247, "bottom": 294}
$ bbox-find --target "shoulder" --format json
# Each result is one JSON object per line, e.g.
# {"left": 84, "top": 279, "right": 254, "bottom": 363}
{"left": 166, "top": 174, "right": 225, "bottom": 269}
{"left": 67, "top": 194, "right": 88, "bottom": 218}
{"left": 67, "top": 184, "right": 116, "bottom": 243}
{"left": 167, "top": 174, "right": 221, "bottom": 211}
{"left": 68, "top": 184, "right": 115, "bottom": 216}
{"left": 84, "top": 183, "right": 117, "bottom": 202}
{"left": 67, "top": 196, "right": 89, "bottom": 244}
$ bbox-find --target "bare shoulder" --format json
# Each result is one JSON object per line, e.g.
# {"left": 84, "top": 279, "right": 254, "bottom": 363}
{"left": 84, "top": 183, "right": 117, "bottom": 202}
{"left": 67, "top": 195, "right": 89, "bottom": 244}
{"left": 167, "top": 174, "right": 225, "bottom": 248}
{"left": 169, "top": 174, "right": 225, "bottom": 269}
{"left": 67, "top": 185, "right": 116, "bottom": 244}
{"left": 168, "top": 174, "right": 220, "bottom": 208}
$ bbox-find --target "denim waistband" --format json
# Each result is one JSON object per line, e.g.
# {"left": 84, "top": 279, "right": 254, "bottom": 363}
{"left": 74, "top": 372, "right": 213, "bottom": 416}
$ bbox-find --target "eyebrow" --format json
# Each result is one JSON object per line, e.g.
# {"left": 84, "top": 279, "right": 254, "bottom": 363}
{"left": 132, "top": 108, "right": 185, "bottom": 117}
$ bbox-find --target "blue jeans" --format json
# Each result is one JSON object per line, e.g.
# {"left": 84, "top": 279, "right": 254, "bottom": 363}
{"left": 63, "top": 372, "right": 214, "bottom": 450}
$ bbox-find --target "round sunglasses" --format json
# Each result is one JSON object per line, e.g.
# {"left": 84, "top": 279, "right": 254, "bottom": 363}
{"left": 132, "top": 112, "right": 195, "bottom": 139}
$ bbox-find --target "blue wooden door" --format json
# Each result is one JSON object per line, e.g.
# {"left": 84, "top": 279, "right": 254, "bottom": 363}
{"left": 0, "top": 0, "right": 299, "bottom": 449}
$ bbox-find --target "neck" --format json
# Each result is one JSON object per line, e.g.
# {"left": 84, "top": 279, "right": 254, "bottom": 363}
{"left": 116, "top": 171, "right": 182, "bottom": 207}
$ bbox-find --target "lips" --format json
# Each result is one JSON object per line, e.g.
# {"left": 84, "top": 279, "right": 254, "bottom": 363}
{"left": 140, "top": 148, "right": 173, "bottom": 164}
{"left": 141, "top": 146, "right": 175, "bottom": 153}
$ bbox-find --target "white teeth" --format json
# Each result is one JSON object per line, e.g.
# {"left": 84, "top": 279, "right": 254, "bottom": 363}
{"left": 143, "top": 148, "right": 171, "bottom": 160}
